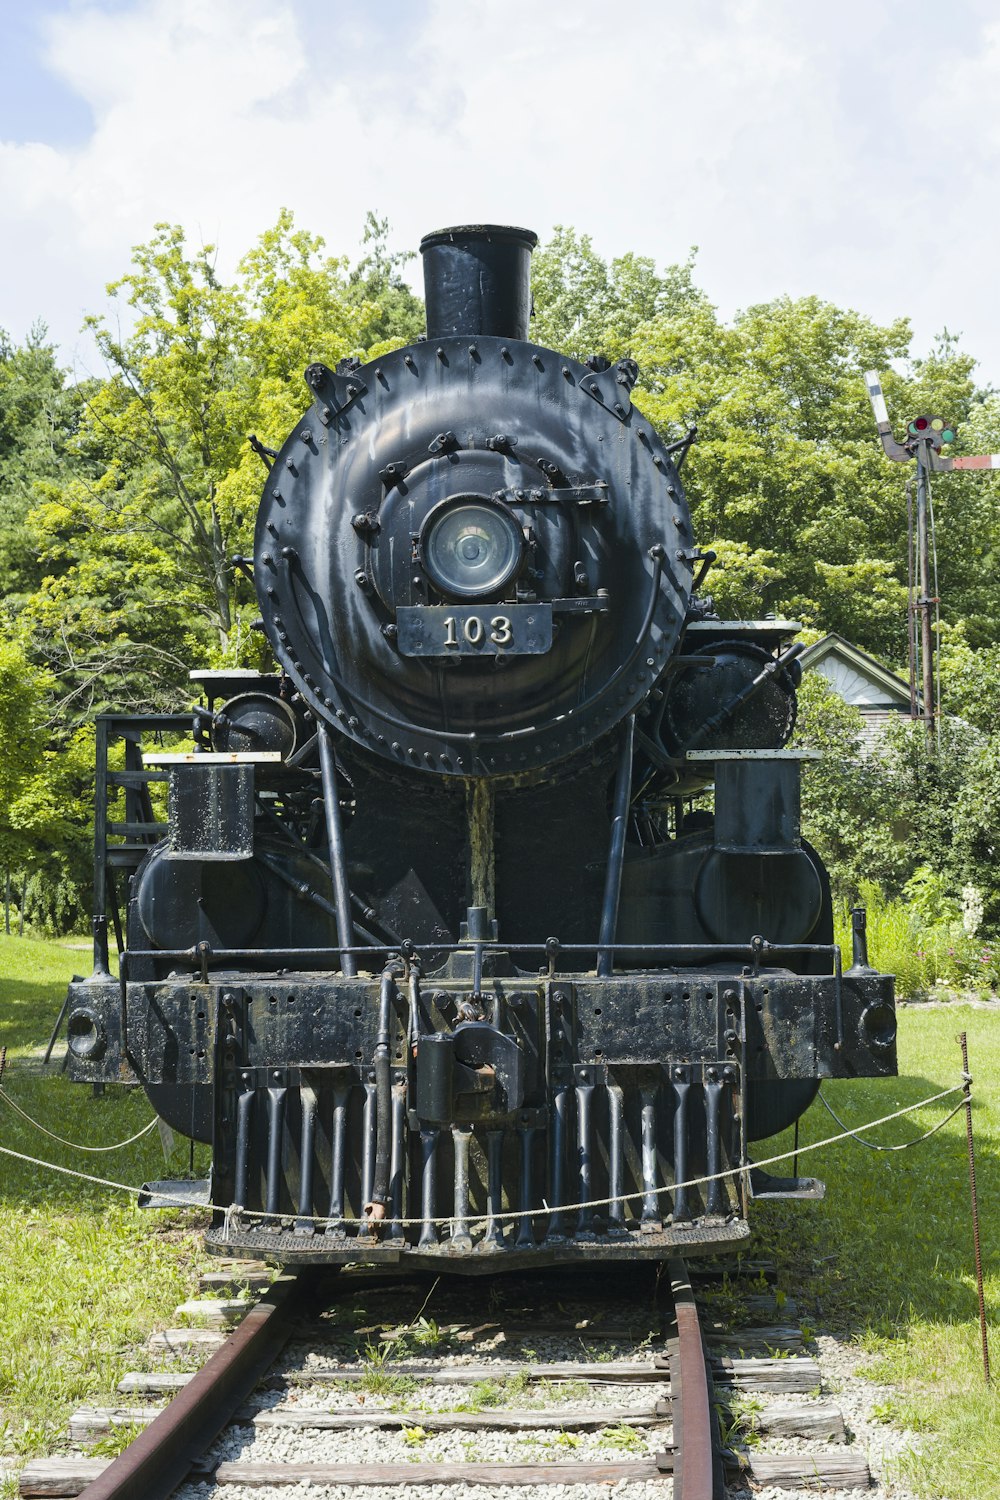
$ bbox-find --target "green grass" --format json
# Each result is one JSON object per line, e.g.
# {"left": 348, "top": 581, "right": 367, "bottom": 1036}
{"left": 0, "top": 933, "right": 93, "bottom": 1058}
{"left": 594, "top": 1422, "right": 647, "bottom": 1452}
{"left": 753, "top": 1003, "right": 999, "bottom": 1497}
{"left": 0, "top": 935, "right": 207, "bottom": 1475}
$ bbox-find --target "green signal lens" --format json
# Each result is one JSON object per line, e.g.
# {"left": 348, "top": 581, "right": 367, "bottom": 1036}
{"left": 942, "top": 428, "right": 956, "bottom": 444}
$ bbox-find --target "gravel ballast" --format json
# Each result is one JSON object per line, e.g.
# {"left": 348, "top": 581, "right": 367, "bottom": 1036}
{"left": 164, "top": 1273, "right": 934, "bottom": 1500}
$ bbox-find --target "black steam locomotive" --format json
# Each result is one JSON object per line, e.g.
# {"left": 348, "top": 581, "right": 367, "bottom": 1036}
{"left": 63, "top": 225, "right": 897, "bottom": 1267}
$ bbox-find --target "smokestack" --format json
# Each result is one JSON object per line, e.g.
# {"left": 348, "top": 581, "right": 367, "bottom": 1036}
{"left": 420, "top": 224, "right": 537, "bottom": 343}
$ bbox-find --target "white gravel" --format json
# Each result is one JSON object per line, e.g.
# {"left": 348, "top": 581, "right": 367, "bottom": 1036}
{"left": 258, "top": 1380, "right": 668, "bottom": 1415}
{"left": 204, "top": 1423, "right": 662, "bottom": 1466}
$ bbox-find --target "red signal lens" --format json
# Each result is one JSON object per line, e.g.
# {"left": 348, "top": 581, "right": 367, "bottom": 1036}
{"left": 915, "top": 416, "right": 929, "bottom": 430}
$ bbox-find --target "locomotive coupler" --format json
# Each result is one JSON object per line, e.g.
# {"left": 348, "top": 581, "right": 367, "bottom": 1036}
{"left": 414, "top": 1021, "right": 523, "bottom": 1125}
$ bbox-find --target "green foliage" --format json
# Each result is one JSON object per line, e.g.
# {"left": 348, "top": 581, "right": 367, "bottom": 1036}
{"left": 27, "top": 211, "right": 422, "bottom": 718}
{"left": 530, "top": 225, "right": 981, "bottom": 665}
{"left": 924, "top": 385, "right": 1000, "bottom": 648}
{"left": 531, "top": 226, "right": 706, "bottom": 361}
{"left": 0, "top": 640, "right": 51, "bottom": 872}
{"left": 939, "top": 634, "right": 1000, "bottom": 731}
{"left": 0, "top": 642, "right": 95, "bottom": 931}
{"left": 833, "top": 879, "right": 996, "bottom": 999}
{"left": 718, "top": 1395, "right": 766, "bottom": 1449}
{"left": 634, "top": 304, "right": 975, "bottom": 653}
{"left": 357, "top": 1337, "right": 418, "bottom": 1398}
{"left": 0, "top": 324, "right": 91, "bottom": 604}
{"left": 594, "top": 1423, "right": 647, "bottom": 1453}
{"left": 347, "top": 211, "right": 425, "bottom": 348}
{"left": 459, "top": 1373, "right": 531, "bottom": 1411}
{"left": 792, "top": 670, "right": 1000, "bottom": 959}
{"left": 88, "top": 1423, "right": 147, "bottom": 1458}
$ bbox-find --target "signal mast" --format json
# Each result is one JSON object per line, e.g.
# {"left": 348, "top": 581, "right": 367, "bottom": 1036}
{"left": 865, "top": 372, "right": 997, "bottom": 738}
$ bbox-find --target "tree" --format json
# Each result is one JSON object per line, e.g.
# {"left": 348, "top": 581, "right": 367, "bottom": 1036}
{"left": 792, "top": 673, "right": 912, "bottom": 901}
{"left": 530, "top": 225, "right": 707, "bottom": 361}
{"left": 927, "top": 385, "right": 1000, "bottom": 651}
{"left": 346, "top": 211, "right": 425, "bottom": 348}
{"left": 0, "top": 324, "right": 90, "bottom": 605}
{"left": 0, "top": 640, "right": 50, "bottom": 874}
{"left": 0, "top": 641, "right": 96, "bottom": 931}
{"left": 27, "top": 212, "right": 420, "bottom": 718}
{"left": 524, "top": 230, "right": 979, "bottom": 662}
{"left": 632, "top": 300, "right": 976, "bottom": 657}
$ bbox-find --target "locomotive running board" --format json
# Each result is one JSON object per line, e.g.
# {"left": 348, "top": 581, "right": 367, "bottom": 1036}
{"left": 203, "top": 1219, "right": 751, "bottom": 1272}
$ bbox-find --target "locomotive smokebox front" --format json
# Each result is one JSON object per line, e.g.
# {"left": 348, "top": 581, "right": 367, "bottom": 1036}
{"left": 252, "top": 223, "right": 696, "bottom": 781}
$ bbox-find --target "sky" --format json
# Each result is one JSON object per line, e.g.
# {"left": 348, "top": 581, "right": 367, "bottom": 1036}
{"left": 1, "top": 0, "right": 999, "bottom": 396}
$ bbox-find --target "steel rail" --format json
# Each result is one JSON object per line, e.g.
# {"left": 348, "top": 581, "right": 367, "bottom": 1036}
{"left": 667, "top": 1257, "right": 725, "bottom": 1500}
{"left": 74, "top": 1271, "right": 327, "bottom": 1500}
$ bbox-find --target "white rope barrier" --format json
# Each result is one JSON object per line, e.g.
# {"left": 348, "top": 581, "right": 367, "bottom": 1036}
{"left": 0, "top": 1081, "right": 968, "bottom": 1232}
{"left": 816, "top": 1084, "right": 970, "bottom": 1151}
{"left": 0, "top": 1086, "right": 160, "bottom": 1152}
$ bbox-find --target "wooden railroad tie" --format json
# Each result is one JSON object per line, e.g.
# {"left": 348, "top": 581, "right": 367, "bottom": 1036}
{"left": 20, "top": 1450, "right": 872, "bottom": 1494}
{"left": 70, "top": 1396, "right": 847, "bottom": 1443}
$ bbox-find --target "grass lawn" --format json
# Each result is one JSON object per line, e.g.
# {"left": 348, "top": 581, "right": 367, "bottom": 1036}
{"left": 1, "top": 934, "right": 997, "bottom": 1496}
{"left": 755, "top": 999, "right": 1000, "bottom": 1497}
{"left": 0, "top": 935, "right": 207, "bottom": 1486}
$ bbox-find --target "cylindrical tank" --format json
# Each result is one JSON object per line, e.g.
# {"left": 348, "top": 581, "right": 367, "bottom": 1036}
{"left": 420, "top": 225, "right": 537, "bottom": 341}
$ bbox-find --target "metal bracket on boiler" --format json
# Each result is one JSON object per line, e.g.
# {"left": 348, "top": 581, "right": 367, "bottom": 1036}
{"left": 304, "top": 362, "right": 368, "bottom": 425}
{"left": 579, "top": 359, "right": 639, "bottom": 421}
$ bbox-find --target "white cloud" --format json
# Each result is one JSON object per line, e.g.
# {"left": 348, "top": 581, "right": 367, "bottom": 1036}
{"left": 1, "top": 0, "right": 998, "bottom": 391}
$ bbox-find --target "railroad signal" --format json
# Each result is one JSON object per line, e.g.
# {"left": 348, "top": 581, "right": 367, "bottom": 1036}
{"left": 906, "top": 415, "right": 956, "bottom": 450}
{"left": 866, "top": 371, "right": 1000, "bottom": 473}
{"left": 864, "top": 373, "right": 951, "bottom": 741}
{"left": 864, "top": 373, "right": 1000, "bottom": 748}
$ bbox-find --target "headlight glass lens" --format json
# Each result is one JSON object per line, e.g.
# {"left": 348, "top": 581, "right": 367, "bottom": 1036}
{"left": 422, "top": 498, "right": 523, "bottom": 600}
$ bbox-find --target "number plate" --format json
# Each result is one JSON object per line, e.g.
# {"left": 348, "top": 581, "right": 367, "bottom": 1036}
{"left": 396, "top": 604, "right": 554, "bottom": 657}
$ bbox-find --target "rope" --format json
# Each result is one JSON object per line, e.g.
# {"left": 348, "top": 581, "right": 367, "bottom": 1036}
{"left": 0, "top": 1081, "right": 967, "bottom": 1229}
{"left": 0, "top": 1086, "right": 160, "bottom": 1153}
{"left": 0, "top": 1145, "right": 165, "bottom": 1199}
{"left": 817, "top": 1085, "right": 968, "bottom": 1151}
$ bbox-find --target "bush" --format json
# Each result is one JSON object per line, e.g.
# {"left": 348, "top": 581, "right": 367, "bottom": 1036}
{"left": 834, "top": 876, "right": 999, "bottom": 998}
{"left": 795, "top": 672, "right": 1000, "bottom": 972}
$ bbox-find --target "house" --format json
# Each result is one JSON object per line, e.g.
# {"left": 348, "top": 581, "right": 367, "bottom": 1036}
{"left": 799, "top": 633, "right": 916, "bottom": 751}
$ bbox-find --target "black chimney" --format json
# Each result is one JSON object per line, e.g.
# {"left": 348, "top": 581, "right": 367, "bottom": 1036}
{"left": 420, "top": 224, "right": 537, "bottom": 343}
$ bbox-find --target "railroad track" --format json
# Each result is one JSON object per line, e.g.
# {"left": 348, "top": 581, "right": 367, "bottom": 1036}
{"left": 20, "top": 1258, "right": 870, "bottom": 1499}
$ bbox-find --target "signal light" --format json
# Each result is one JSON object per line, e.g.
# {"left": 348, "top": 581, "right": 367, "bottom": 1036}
{"left": 907, "top": 414, "right": 956, "bottom": 450}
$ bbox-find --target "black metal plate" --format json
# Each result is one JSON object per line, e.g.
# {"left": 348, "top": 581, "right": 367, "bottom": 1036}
{"left": 396, "top": 603, "right": 553, "bottom": 657}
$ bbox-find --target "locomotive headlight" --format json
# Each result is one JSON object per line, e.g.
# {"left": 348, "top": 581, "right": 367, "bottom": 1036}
{"left": 421, "top": 496, "right": 524, "bottom": 600}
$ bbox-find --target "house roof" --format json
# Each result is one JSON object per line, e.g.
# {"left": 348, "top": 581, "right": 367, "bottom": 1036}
{"left": 799, "top": 633, "right": 916, "bottom": 711}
